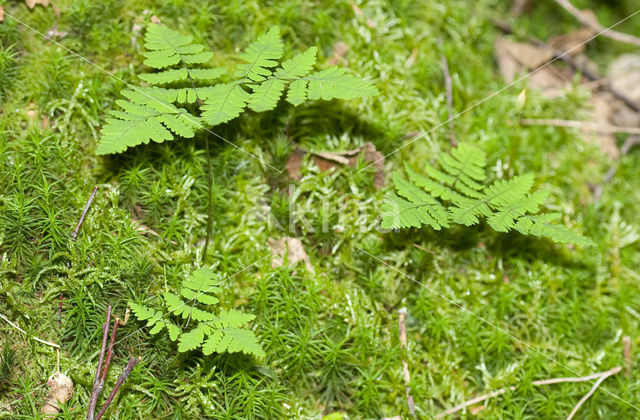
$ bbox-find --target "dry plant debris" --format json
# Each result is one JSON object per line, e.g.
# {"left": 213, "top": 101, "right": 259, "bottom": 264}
{"left": 41, "top": 372, "right": 73, "bottom": 415}
{"left": 285, "top": 142, "right": 385, "bottom": 188}
{"left": 268, "top": 237, "right": 314, "bottom": 274}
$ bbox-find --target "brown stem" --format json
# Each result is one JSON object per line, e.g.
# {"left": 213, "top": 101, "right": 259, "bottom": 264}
{"left": 94, "top": 357, "right": 141, "bottom": 420}
{"left": 552, "top": 0, "right": 640, "bottom": 47}
{"left": 87, "top": 305, "right": 111, "bottom": 420}
{"left": 100, "top": 318, "right": 119, "bottom": 383}
{"left": 72, "top": 186, "right": 99, "bottom": 241}
{"left": 398, "top": 307, "right": 416, "bottom": 416}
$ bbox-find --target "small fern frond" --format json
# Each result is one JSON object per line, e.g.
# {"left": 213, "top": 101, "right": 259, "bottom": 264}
{"left": 235, "top": 27, "right": 284, "bottom": 82}
{"left": 130, "top": 267, "right": 264, "bottom": 358}
{"left": 382, "top": 144, "right": 594, "bottom": 246}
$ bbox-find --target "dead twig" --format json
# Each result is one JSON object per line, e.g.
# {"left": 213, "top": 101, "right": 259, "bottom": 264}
{"left": 436, "top": 366, "right": 622, "bottom": 418}
{"left": 87, "top": 307, "right": 138, "bottom": 420}
{"left": 94, "top": 357, "right": 141, "bottom": 420}
{"left": 623, "top": 336, "right": 632, "bottom": 377}
{"left": 520, "top": 118, "right": 640, "bottom": 135}
{"left": 566, "top": 367, "right": 622, "bottom": 420}
{"left": 72, "top": 186, "right": 99, "bottom": 241}
{"left": 438, "top": 38, "right": 457, "bottom": 147}
{"left": 87, "top": 306, "right": 112, "bottom": 420}
{"left": 0, "top": 311, "right": 60, "bottom": 349}
{"left": 552, "top": 0, "right": 640, "bottom": 47}
{"left": 492, "top": 19, "right": 640, "bottom": 113}
{"left": 398, "top": 307, "right": 416, "bottom": 416}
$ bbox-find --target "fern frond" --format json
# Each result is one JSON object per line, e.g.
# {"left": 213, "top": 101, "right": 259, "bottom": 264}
{"left": 235, "top": 27, "right": 284, "bottom": 82}
{"left": 382, "top": 144, "right": 593, "bottom": 246}
{"left": 130, "top": 267, "right": 264, "bottom": 358}
{"left": 301, "top": 67, "right": 379, "bottom": 101}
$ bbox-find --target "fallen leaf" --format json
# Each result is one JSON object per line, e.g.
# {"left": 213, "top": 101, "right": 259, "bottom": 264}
{"left": 607, "top": 54, "right": 640, "bottom": 128}
{"left": 268, "top": 237, "right": 314, "bottom": 274}
{"left": 494, "top": 36, "right": 570, "bottom": 97}
{"left": 328, "top": 41, "right": 349, "bottom": 66}
{"left": 25, "top": 0, "right": 50, "bottom": 9}
{"left": 285, "top": 142, "right": 385, "bottom": 188}
{"left": 150, "top": 15, "right": 162, "bottom": 24}
{"left": 0, "top": 6, "right": 4, "bottom": 22}
{"left": 41, "top": 372, "right": 73, "bottom": 415}
{"left": 548, "top": 27, "right": 594, "bottom": 55}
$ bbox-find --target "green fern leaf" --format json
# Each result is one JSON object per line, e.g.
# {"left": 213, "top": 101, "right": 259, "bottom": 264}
{"left": 247, "top": 78, "right": 286, "bottom": 112}
{"left": 178, "top": 326, "right": 205, "bottom": 352}
{"left": 96, "top": 88, "right": 201, "bottom": 154}
{"left": 165, "top": 322, "right": 181, "bottom": 341}
{"left": 235, "top": 27, "right": 284, "bottom": 82}
{"left": 306, "top": 67, "right": 379, "bottom": 100}
{"left": 205, "top": 328, "right": 265, "bottom": 358}
{"left": 143, "top": 24, "right": 213, "bottom": 69}
{"left": 200, "top": 82, "right": 250, "bottom": 126}
{"left": 286, "top": 79, "right": 308, "bottom": 106}
{"left": 215, "top": 309, "right": 256, "bottom": 328}
{"left": 181, "top": 267, "right": 221, "bottom": 305}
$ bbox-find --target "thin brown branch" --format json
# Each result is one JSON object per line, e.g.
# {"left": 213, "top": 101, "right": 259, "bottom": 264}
{"left": 552, "top": 0, "right": 640, "bottom": 47}
{"left": 72, "top": 186, "right": 99, "bottom": 241}
{"left": 87, "top": 305, "right": 112, "bottom": 420}
{"left": 436, "top": 366, "right": 622, "bottom": 418}
{"left": 100, "top": 318, "right": 119, "bottom": 383}
{"left": 566, "top": 367, "right": 622, "bottom": 420}
{"left": 492, "top": 19, "right": 640, "bottom": 113}
{"left": 623, "top": 336, "right": 632, "bottom": 377}
{"left": 0, "top": 311, "right": 60, "bottom": 349}
{"left": 95, "top": 357, "right": 141, "bottom": 420}
{"left": 438, "top": 38, "right": 457, "bottom": 147}
{"left": 521, "top": 118, "right": 640, "bottom": 135}
{"left": 398, "top": 307, "right": 416, "bottom": 416}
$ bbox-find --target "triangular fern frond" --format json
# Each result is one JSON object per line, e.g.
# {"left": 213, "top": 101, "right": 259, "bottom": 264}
{"left": 200, "top": 82, "right": 250, "bottom": 126}
{"left": 129, "top": 266, "right": 264, "bottom": 358}
{"left": 382, "top": 144, "right": 594, "bottom": 246}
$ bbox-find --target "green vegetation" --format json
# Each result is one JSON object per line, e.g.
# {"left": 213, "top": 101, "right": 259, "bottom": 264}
{"left": 382, "top": 143, "right": 594, "bottom": 246}
{"left": 1, "top": 0, "right": 640, "bottom": 419}
{"left": 129, "top": 267, "right": 264, "bottom": 357}
{"left": 97, "top": 24, "right": 377, "bottom": 155}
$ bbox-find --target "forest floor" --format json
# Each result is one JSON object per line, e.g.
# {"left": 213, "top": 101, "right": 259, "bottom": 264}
{"left": 2, "top": 0, "right": 640, "bottom": 418}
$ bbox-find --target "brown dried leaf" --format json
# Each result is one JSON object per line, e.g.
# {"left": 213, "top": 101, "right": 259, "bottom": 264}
{"left": 0, "top": 6, "right": 4, "bottom": 22}
{"left": 469, "top": 404, "right": 485, "bottom": 415}
{"left": 285, "top": 142, "right": 385, "bottom": 188}
{"left": 25, "top": 0, "right": 50, "bottom": 9}
{"left": 548, "top": 27, "right": 594, "bottom": 55}
{"left": 495, "top": 36, "right": 569, "bottom": 96}
{"left": 268, "top": 237, "right": 314, "bottom": 274}
{"left": 41, "top": 372, "right": 73, "bottom": 415}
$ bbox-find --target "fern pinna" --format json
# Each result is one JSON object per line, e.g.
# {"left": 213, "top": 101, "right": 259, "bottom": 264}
{"left": 381, "top": 143, "right": 594, "bottom": 246}
{"left": 96, "top": 24, "right": 378, "bottom": 154}
{"left": 129, "top": 267, "right": 264, "bottom": 358}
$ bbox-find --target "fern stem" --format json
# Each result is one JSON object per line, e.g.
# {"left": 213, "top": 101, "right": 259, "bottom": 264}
{"left": 202, "top": 135, "right": 214, "bottom": 263}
